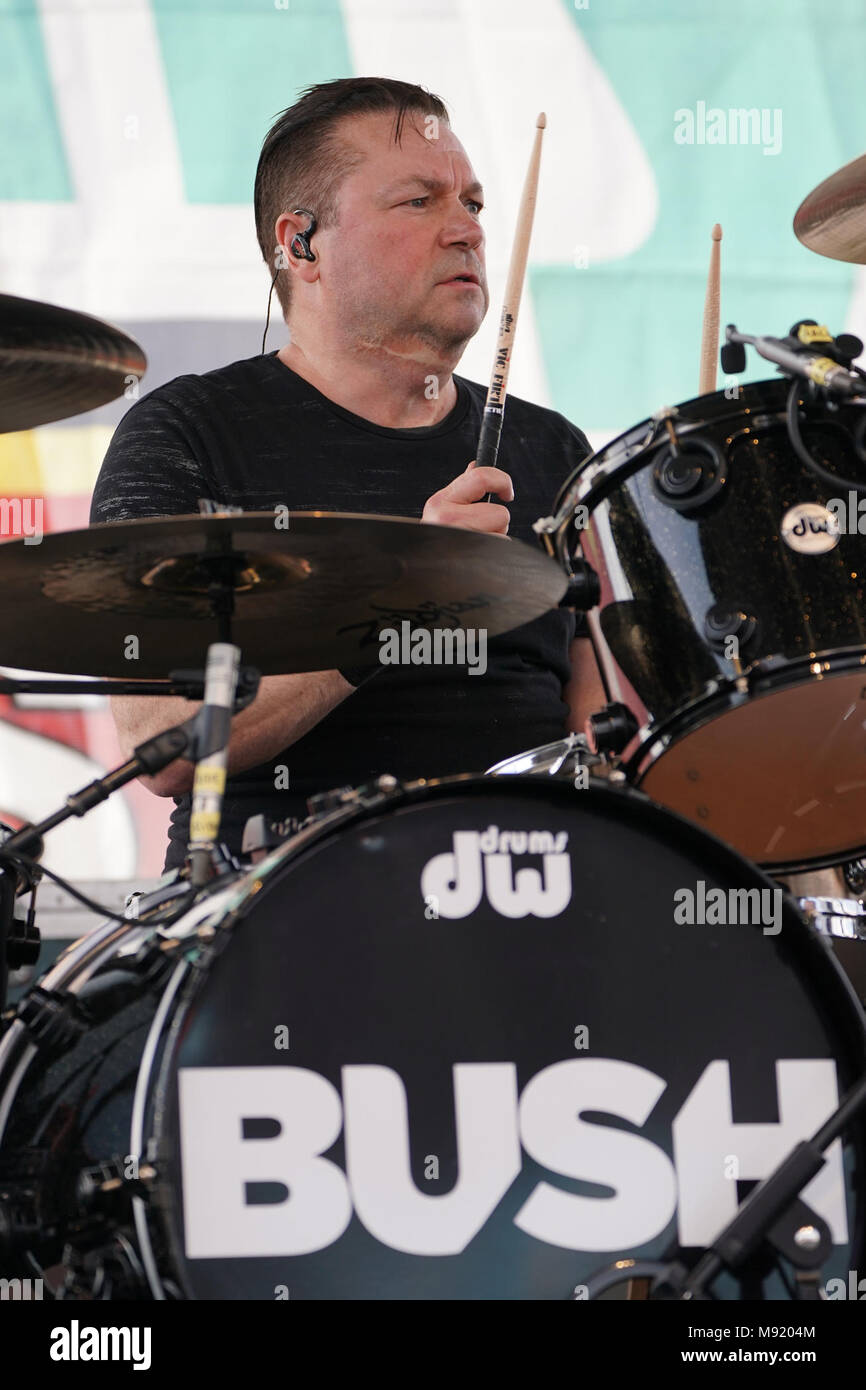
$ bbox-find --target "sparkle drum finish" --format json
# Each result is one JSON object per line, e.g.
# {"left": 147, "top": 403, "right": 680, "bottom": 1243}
{"left": 555, "top": 379, "right": 866, "bottom": 870}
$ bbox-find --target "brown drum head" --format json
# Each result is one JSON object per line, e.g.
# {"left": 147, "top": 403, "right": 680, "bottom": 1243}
{"left": 637, "top": 670, "right": 866, "bottom": 870}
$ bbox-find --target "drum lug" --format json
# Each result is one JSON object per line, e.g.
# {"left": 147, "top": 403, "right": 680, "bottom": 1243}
{"left": 844, "top": 857, "right": 866, "bottom": 896}
{"left": 307, "top": 774, "right": 401, "bottom": 819}
{"left": 587, "top": 702, "right": 639, "bottom": 755}
{"left": 307, "top": 783, "right": 363, "bottom": 816}
{"left": 559, "top": 559, "right": 600, "bottom": 611}
{"left": 703, "top": 604, "right": 759, "bottom": 653}
{"left": 77, "top": 1156, "right": 157, "bottom": 1215}
{"left": 15, "top": 985, "right": 88, "bottom": 1054}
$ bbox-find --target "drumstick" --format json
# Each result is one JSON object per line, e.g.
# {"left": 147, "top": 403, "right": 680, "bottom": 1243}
{"left": 474, "top": 113, "right": 547, "bottom": 497}
{"left": 699, "top": 223, "right": 723, "bottom": 395}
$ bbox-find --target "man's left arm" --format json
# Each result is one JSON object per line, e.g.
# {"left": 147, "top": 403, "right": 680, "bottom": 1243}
{"left": 564, "top": 633, "right": 608, "bottom": 735}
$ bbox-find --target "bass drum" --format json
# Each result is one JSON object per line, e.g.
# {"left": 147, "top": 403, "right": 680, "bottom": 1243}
{"left": 1, "top": 776, "right": 865, "bottom": 1300}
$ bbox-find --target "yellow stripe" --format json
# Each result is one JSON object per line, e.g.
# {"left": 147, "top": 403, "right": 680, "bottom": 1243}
{"left": 0, "top": 425, "right": 113, "bottom": 497}
{"left": 189, "top": 811, "right": 222, "bottom": 841}
{"left": 193, "top": 765, "right": 227, "bottom": 795}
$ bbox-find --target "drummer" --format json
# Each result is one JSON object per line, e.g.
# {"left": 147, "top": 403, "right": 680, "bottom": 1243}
{"left": 90, "top": 76, "right": 605, "bottom": 872}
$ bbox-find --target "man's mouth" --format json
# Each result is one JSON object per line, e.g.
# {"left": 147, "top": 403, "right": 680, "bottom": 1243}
{"left": 439, "top": 273, "right": 481, "bottom": 287}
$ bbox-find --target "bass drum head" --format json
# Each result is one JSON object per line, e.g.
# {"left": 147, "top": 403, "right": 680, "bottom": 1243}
{"left": 150, "top": 779, "right": 866, "bottom": 1300}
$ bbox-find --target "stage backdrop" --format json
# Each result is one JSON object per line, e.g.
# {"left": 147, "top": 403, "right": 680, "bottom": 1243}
{"left": 2, "top": 0, "right": 866, "bottom": 882}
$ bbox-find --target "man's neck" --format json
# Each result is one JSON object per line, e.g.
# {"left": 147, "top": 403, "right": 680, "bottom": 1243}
{"left": 275, "top": 337, "right": 460, "bottom": 429}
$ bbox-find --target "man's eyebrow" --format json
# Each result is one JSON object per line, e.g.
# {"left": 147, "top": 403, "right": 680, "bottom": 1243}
{"left": 378, "top": 175, "right": 485, "bottom": 200}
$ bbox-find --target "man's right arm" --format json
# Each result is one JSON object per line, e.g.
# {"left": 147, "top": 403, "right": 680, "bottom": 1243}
{"left": 111, "top": 670, "right": 357, "bottom": 798}
{"left": 93, "top": 388, "right": 363, "bottom": 797}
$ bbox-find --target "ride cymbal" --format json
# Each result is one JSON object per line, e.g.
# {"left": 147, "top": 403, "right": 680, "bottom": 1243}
{"left": 0, "top": 511, "right": 567, "bottom": 677}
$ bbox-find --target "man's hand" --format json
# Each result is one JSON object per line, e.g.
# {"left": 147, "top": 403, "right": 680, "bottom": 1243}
{"left": 421, "top": 461, "right": 513, "bottom": 535}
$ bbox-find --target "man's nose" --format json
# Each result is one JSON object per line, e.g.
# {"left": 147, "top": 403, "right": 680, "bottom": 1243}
{"left": 443, "top": 202, "right": 484, "bottom": 250}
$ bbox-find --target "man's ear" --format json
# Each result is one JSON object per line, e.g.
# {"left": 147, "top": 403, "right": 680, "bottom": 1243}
{"left": 274, "top": 211, "right": 320, "bottom": 284}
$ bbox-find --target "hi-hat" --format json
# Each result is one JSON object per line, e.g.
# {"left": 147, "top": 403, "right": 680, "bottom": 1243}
{"left": 794, "top": 152, "right": 866, "bottom": 264}
{"left": 0, "top": 511, "right": 566, "bottom": 677}
{"left": 0, "top": 293, "right": 147, "bottom": 432}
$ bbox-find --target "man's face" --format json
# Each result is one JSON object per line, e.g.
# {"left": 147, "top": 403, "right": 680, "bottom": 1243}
{"left": 318, "top": 110, "right": 489, "bottom": 359}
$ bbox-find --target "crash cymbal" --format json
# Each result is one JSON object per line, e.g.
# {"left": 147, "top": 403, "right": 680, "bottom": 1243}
{"left": 0, "top": 293, "right": 147, "bottom": 432}
{"left": 0, "top": 511, "right": 567, "bottom": 677}
{"left": 794, "top": 152, "right": 866, "bottom": 264}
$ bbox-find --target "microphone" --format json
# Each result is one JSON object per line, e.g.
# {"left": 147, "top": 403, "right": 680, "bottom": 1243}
{"left": 186, "top": 641, "right": 240, "bottom": 887}
{"left": 724, "top": 323, "right": 866, "bottom": 398}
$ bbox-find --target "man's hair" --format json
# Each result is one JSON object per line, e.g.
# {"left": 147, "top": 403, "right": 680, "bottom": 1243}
{"left": 254, "top": 77, "right": 450, "bottom": 317}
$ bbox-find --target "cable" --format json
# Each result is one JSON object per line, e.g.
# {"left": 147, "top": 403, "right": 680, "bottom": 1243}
{"left": 0, "top": 850, "right": 131, "bottom": 924}
{"left": 0, "top": 848, "right": 197, "bottom": 930}
{"left": 261, "top": 270, "right": 279, "bottom": 354}
{"left": 786, "top": 381, "right": 866, "bottom": 494}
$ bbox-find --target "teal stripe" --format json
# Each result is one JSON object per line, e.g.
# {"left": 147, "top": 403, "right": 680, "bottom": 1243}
{"left": 152, "top": 0, "right": 352, "bottom": 204}
{"left": 0, "top": 0, "right": 71, "bottom": 199}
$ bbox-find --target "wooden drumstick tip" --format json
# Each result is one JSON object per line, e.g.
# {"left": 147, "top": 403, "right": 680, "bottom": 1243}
{"left": 536, "top": 112, "right": 547, "bottom": 128}
{"left": 711, "top": 223, "right": 722, "bottom": 240}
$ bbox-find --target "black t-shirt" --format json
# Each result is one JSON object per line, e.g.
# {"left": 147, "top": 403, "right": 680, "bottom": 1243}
{"left": 90, "top": 352, "right": 590, "bottom": 870}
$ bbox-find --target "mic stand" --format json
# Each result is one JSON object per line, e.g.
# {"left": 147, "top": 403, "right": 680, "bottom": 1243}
{"left": 582, "top": 1068, "right": 866, "bottom": 1300}
{"left": 0, "top": 665, "right": 260, "bottom": 1013}
{"left": 723, "top": 323, "right": 866, "bottom": 398}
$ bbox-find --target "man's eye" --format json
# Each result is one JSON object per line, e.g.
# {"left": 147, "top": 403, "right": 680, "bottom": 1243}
{"left": 466, "top": 200, "right": 483, "bottom": 215}
{"left": 405, "top": 196, "right": 428, "bottom": 208}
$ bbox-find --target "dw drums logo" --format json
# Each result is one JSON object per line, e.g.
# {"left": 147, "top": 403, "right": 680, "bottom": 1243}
{"left": 178, "top": 1059, "right": 847, "bottom": 1260}
{"left": 420, "top": 827, "right": 572, "bottom": 919}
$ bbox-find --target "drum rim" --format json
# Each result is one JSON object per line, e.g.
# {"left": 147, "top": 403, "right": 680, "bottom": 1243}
{"left": 551, "top": 376, "right": 840, "bottom": 519}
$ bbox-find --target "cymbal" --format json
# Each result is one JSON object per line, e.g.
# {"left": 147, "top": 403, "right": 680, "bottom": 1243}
{"left": 0, "top": 293, "right": 147, "bottom": 432}
{"left": 0, "top": 512, "right": 567, "bottom": 677}
{"left": 794, "top": 152, "right": 866, "bottom": 263}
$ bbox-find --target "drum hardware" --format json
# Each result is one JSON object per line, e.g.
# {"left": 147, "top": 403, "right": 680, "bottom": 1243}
{"left": 724, "top": 322, "right": 866, "bottom": 401}
{"left": 651, "top": 436, "right": 728, "bottom": 513}
{"left": 558, "top": 558, "right": 600, "bottom": 610}
{"left": 702, "top": 605, "right": 759, "bottom": 653}
{"left": 0, "top": 293, "right": 147, "bottom": 433}
{"left": 843, "top": 857, "right": 866, "bottom": 894}
{"left": 240, "top": 813, "right": 303, "bottom": 862}
{"left": 585, "top": 1066, "right": 866, "bottom": 1300}
{"left": 586, "top": 702, "right": 639, "bottom": 756}
{"left": 797, "top": 897, "right": 866, "bottom": 943}
{"left": 0, "top": 662, "right": 261, "bottom": 1013}
{"left": 77, "top": 1158, "right": 158, "bottom": 1217}
{"left": 487, "top": 731, "right": 595, "bottom": 777}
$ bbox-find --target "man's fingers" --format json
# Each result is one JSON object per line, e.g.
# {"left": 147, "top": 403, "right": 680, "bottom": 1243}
{"left": 445, "top": 465, "right": 514, "bottom": 503}
{"left": 425, "top": 500, "right": 510, "bottom": 534}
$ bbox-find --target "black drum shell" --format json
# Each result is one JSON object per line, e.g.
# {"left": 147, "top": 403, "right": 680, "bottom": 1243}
{"left": 574, "top": 380, "right": 866, "bottom": 723}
